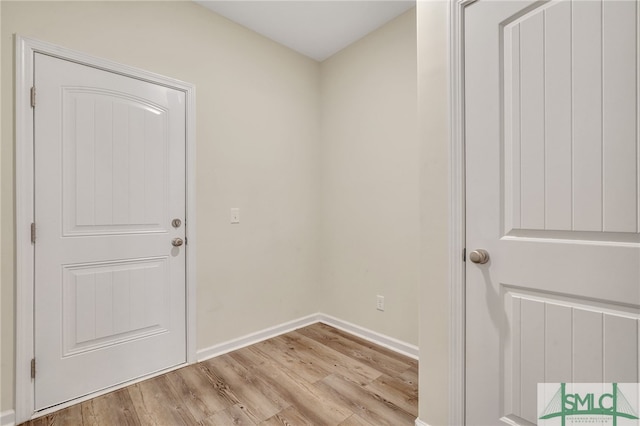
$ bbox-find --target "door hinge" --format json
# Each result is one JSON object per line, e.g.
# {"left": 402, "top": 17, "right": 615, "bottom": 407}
{"left": 462, "top": 248, "right": 466, "bottom": 262}
{"left": 30, "top": 87, "right": 36, "bottom": 108}
{"left": 31, "top": 223, "right": 36, "bottom": 244}
{"left": 31, "top": 358, "right": 36, "bottom": 379}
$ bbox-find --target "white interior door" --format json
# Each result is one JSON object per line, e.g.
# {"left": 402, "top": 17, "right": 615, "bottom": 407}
{"left": 34, "top": 53, "right": 187, "bottom": 410}
{"left": 465, "top": 0, "right": 640, "bottom": 424}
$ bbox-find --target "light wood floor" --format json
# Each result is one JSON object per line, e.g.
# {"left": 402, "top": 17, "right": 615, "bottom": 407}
{"left": 22, "top": 323, "right": 418, "bottom": 425}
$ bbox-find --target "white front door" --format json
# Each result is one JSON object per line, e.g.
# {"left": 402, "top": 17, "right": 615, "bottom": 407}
{"left": 465, "top": 1, "right": 640, "bottom": 424}
{"left": 34, "top": 53, "right": 187, "bottom": 410}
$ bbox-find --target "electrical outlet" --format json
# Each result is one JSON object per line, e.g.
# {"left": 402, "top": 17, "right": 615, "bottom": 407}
{"left": 376, "top": 295, "right": 385, "bottom": 311}
{"left": 230, "top": 208, "right": 240, "bottom": 224}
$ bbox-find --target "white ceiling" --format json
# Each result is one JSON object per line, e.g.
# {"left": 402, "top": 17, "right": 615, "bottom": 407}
{"left": 194, "top": 1, "right": 415, "bottom": 61}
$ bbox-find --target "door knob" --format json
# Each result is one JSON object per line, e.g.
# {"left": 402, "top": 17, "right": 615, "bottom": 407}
{"left": 172, "top": 238, "right": 184, "bottom": 247}
{"left": 469, "top": 249, "right": 489, "bottom": 264}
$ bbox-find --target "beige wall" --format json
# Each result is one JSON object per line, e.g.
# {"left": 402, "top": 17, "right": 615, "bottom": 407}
{"left": 319, "top": 9, "right": 419, "bottom": 346}
{"left": 417, "top": 1, "right": 451, "bottom": 425}
{"left": 1, "top": 0, "right": 321, "bottom": 411}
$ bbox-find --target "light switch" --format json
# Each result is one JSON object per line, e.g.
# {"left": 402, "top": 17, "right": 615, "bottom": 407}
{"left": 230, "top": 208, "right": 240, "bottom": 224}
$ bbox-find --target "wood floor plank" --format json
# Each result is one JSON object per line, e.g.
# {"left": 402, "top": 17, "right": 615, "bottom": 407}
{"left": 278, "top": 331, "right": 383, "bottom": 385}
{"left": 127, "top": 376, "right": 197, "bottom": 425}
{"left": 28, "top": 416, "right": 58, "bottom": 426}
{"left": 259, "top": 406, "right": 313, "bottom": 426}
{"left": 398, "top": 364, "right": 418, "bottom": 385}
{"left": 363, "top": 373, "right": 418, "bottom": 415}
{"left": 315, "top": 373, "right": 416, "bottom": 426}
{"left": 250, "top": 335, "right": 332, "bottom": 383}
{"left": 201, "top": 353, "right": 288, "bottom": 422}
{"left": 297, "top": 323, "right": 413, "bottom": 377}
{"left": 78, "top": 388, "right": 140, "bottom": 426}
{"left": 338, "top": 414, "right": 374, "bottom": 426}
{"left": 308, "top": 323, "right": 418, "bottom": 372}
{"left": 165, "top": 364, "right": 232, "bottom": 421}
{"left": 193, "top": 360, "right": 244, "bottom": 410}
{"left": 230, "top": 346, "right": 353, "bottom": 425}
{"left": 199, "top": 403, "right": 256, "bottom": 426}
{"left": 315, "top": 324, "right": 418, "bottom": 370}
{"left": 19, "top": 324, "right": 418, "bottom": 426}
{"left": 23, "top": 418, "right": 46, "bottom": 426}
{"left": 29, "top": 403, "right": 84, "bottom": 426}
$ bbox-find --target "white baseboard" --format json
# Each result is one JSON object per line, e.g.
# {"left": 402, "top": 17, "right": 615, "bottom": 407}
{"left": 196, "top": 313, "right": 322, "bottom": 362}
{"left": 196, "top": 312, "right": 419, "bottom": 362}
{"left": 0, "top": 410, "right": 15, "bottom": 426}
{"left": 317, "top": 314, "right": 419, "bottom": 359}
{"left": 415, "top": 419, "right": 431, "bottom": 426}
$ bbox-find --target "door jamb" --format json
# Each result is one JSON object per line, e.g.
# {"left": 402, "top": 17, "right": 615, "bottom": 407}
{"left": 449, "top": 1, "right": 476, "bottom": 424}
{"left": 15, "top": 36, "right": 197, "bottom": 423}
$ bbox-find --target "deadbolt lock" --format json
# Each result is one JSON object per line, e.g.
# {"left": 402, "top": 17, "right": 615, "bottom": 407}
{"left": 171, "top": 218, "right": 182, "bottom": 228}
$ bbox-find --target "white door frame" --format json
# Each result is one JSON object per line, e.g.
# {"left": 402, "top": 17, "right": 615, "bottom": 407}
{"left": 448, "top": 0, "right": 476, "bottom": 424}
{"left": 15, "top": 36, "right": 197, "bottom": 423}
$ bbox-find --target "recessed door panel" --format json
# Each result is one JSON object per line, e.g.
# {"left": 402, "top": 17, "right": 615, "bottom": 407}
{"left": 62, "top": 258, "right": 170, "bottom": 357}
{"left": 503, "top": 289, "right": 639, "bottom": 424}
{"left": 502, "top": 0, "right": 639, "bottom": 237}
{"left": 62, "top": 88, "right": 169, "bottom": 236}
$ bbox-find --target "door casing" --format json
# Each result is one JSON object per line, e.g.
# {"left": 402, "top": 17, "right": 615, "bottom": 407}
{"left": 15, "top": 36, "right": 197, "bottom": 423}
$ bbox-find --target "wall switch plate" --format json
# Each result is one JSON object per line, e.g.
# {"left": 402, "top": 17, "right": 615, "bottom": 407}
{"left": 376, "top": 295, "right": 385, "bottom": 311}
{"left": 230, "top": 208, "right": 240, "bottom": 224}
